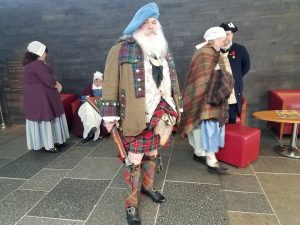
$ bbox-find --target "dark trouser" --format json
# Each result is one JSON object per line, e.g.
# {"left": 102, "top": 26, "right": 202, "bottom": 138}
{"left": 228, "top": 104, "right": 238, "bottom": 124}
{"left": 124, "top": 156, "right": 157, "bottom": 208}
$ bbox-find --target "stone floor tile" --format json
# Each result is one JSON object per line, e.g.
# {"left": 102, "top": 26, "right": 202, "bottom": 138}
{"left": 28, "top": 178, "right": 110, "bottom": 220}
{"left": 156, "top": 181, "right": 228, "bottom": 225}
{"left": 0, "top": 157, "right": 14, "bottom": 168}
{"left": 0, "top": 148, "right": 67, "bottom": 179}
{"left": 228, "top": 212, "right": 279, "bottom": 225}
{"left": 46, "top": 147, "right": 95, "bottom": 169}
{"left": 166, "top": 144, "right": 220, "bottom": 185}
{"left": 65, "top": 157, "right": 122, "bottom": 180}
{"left": 85, "top": 188, "right": 159, "bottom": 225}
{"left": 0, "top": 136, "right": 28, "bottom": 159}
{"left": 223, "top": 191, "right": 273, "bottom": 213}
{"left": 220, "top": 174, "right": 263, "bottom": 193}
{"left": 257, "top": 173, "right": 300, "bottom": 225}
{"left": 0, "top": 190, "right": 46, "bottom": 225}
{"left": 252, "top": 156, "right": 300, "bottom": 174}
{"left": 0, "top": 178, "right": 27, "bottom": 201}
{"left": 19, "top": 168, "right": 70, "bottom": 191}
{"left": 88, "top": 137, "right": 119, "bottom": 158}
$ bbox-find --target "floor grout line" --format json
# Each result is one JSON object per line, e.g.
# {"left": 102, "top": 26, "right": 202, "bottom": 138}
{"left": 221, "top": 190, "right": 264, "bottom": 194}
{"left": 255, "top": 171, "right": 300, "bottom": 175}
{"left": 227, "top": 210, "right": 276, "bottom": 216}
{"left": 153, "top": 138, "right": 175, "bottom": 225}
{"left": 83, "top": 163, "right": 123, "bottom": 225}
{"left": 19, "top": 215, "right": 86, "bottom": 222}
{"left": 164, "top": 179, "right": 221, "bottom": 186}
{"left": 251, "top": 164, "right": 282, "bottom": 225}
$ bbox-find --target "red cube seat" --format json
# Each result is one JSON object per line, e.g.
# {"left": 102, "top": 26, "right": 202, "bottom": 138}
{"left": 216, "top": 124, "right": 261, "bottom": 168}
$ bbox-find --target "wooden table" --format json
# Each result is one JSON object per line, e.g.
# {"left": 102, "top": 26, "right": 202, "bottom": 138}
{"left": 253, "top": 110, "right": 300, "bottom": 158}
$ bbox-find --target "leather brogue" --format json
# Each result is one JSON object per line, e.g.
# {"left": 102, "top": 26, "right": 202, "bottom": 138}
{"left": 193, "top": 154, "right": 206, "bottom": 165}
{"left": 207, "top": 164, "right": 229, "bottom": 175}
{"left": 141, "top": 186, "right": 166, "bottom": 204}
{"left": 126, "top": 206, "right": 141, "bottom": 225}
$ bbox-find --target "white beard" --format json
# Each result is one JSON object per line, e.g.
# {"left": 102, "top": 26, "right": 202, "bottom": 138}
{"left": 133, "top": 24, "right": 168, "bottom": 58}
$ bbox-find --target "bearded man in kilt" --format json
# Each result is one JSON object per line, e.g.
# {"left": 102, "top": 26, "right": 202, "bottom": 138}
{"left": 100, "top": 3, "right": 181, "bottom": 225}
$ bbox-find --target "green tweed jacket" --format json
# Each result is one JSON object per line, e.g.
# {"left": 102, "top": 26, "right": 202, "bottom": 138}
{"left": 101, "top": 38, "right": 181, "bottom": 136}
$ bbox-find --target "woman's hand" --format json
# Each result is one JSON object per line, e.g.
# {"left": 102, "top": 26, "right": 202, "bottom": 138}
{"left": 55, "top": 81, "right": 62, "bottom": 93}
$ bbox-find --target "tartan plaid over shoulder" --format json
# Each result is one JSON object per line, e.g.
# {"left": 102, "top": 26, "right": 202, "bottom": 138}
{"left": 118, "top": 38, "right": 178, "bottom": 98}
{"left": 177, "top": 44, "right": 231, "bottom": 136}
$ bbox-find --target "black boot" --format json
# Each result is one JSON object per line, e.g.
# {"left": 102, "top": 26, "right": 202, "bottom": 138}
{"left": 81, "top": 127, "right": 96, "bottom": 143}
{"left": 126, "top": 206, "right": 141, "bottom": 225}
{"left": 207, "top": 164, "right": 229, "bottom": 175}
{"left": 141, "top": 186, "right": 166, "bottom": 204}
{"left": 193, "top": 154, "right": 206, "bottom": 165}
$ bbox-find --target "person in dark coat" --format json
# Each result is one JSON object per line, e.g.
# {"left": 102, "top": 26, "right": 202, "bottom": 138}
{"left": 72, "top": 71, "right": 109, "bottom": 142}
{"left": 220, "top": 21, "right": 250, "bottom": 123}
{"left": 23, "top": 41, "right": 69, "bottom": 152}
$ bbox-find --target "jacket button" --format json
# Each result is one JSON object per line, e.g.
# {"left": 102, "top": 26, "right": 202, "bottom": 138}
{"left": 136, "top": 69, "right": 140, "bottom": 73}
{"left": 138, "top": 88, "right": 142, "bottom": 91}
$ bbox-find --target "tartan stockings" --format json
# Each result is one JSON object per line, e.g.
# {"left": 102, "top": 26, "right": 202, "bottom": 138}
{"left": 124, "top": 155, "right": 160, "bottom": 208}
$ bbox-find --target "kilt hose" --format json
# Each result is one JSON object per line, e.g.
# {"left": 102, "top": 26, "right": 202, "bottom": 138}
{"left": 124, "top": 155, "right": 158, "bottom": 208}
{"left": 124, "top": 164, "right": 141, "bottom": 208}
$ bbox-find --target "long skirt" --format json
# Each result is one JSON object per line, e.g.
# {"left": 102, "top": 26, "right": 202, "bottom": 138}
{"left": 26, "top": 114, "right": 69, "bottom": 150}
{"left": 78, "top": 102, "right": 102, "bottom": 141}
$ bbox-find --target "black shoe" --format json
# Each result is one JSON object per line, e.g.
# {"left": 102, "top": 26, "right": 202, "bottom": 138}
{"left": 193, "top": 154, "right": 206, "bottom": 165}
{"left": 207, "top": 164, "right": 229, "bottom": 175}
{"left": 81, "top": 127, "right": 97, "bottom": 143}
{"left": 126, "top": 206, "right": 141, "bottom": 225}
{"left": 45, "top": 147, "right": 61, "bottom": 153}
{"left": 54, "top": 143, "right": 64, "bottom": 148}
{"left": 141, "top": 186, "right": 166, "bottom": 204}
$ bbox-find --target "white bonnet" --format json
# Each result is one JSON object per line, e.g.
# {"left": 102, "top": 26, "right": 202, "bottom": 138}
{"left": 27, "top": 41, "right": 46, "bottom": 57}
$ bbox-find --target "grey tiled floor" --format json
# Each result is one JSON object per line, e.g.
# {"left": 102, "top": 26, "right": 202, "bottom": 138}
{"left": 0, "top": 125, "right": 299, "bottom": 225}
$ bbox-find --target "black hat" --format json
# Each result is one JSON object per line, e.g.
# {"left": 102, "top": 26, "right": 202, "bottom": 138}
{"left": 219, "top": 22, "right": 238, "bottom": 33}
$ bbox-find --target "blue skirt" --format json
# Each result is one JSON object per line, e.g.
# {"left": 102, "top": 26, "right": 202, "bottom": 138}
{"left": 26, "top": 114, "right": 69, "bottom": 150}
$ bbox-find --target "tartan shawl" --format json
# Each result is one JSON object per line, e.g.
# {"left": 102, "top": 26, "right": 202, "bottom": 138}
{"left": 206, "top": 69, "right": 234, "bottom": 105}
{"left": 118, "top": 37, "right": 178, "bottom": 98}
{"left": 177, "top": 44, "right": 232, "bottom": 136}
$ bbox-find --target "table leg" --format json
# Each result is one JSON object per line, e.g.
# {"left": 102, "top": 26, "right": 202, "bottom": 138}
{"left": 274, "top": 123, "right": 299, "bottom": 158}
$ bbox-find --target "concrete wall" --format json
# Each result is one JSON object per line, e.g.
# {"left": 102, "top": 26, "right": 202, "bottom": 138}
{"left": 0, "top": 0, "right": 299, "bottom": 124}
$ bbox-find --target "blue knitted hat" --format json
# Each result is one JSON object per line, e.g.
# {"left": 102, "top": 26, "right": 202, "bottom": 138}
{"left": 123, "top": 3, "right": 159, "bottom": 35}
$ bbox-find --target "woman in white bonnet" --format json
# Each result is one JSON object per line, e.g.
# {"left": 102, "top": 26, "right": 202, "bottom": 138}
{"left": 178, "top": 27, "right": 234, "bottom": 174}
{"left": 23, "top": 41, "right": 69, "bottom": 152}
{"left": 76, "top": 71, "right": 105, "bottom": 143}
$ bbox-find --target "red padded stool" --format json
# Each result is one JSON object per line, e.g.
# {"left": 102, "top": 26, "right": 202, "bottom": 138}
{"left": 216, "top": 124, "right": 261, "bottom": 168}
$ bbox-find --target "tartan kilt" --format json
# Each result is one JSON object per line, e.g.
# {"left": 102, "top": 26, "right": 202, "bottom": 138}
{"left": 120, "top": 99, "right": 178, "bottom": 154}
